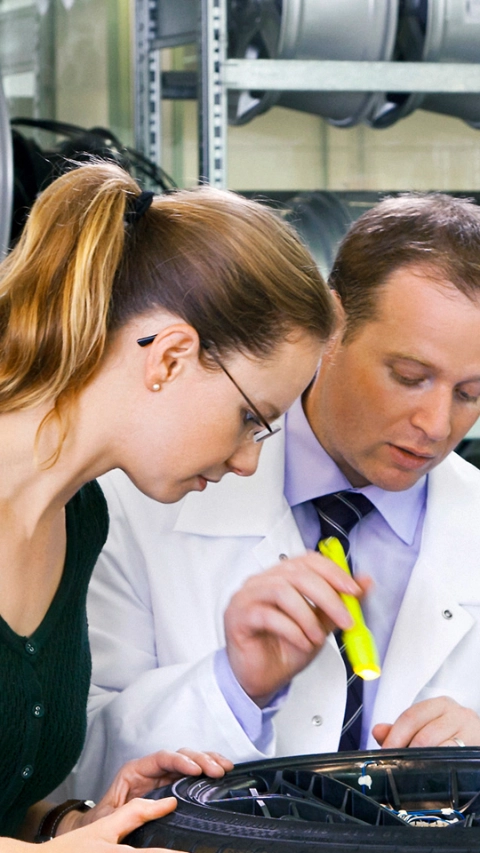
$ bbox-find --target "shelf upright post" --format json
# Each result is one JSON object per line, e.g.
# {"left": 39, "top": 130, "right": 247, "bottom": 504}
{"left": 198, "top": 0, "right": 227, "bottom": 187}
{"left": 134, "top": 0, "right": 162, "bottom": 170}
{"left": 0, "top": 71, "right": 12, "bottom": 258}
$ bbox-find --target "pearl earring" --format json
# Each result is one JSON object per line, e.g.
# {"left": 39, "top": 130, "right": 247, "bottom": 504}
{"left": 152, "top": 383, "right": 160, "bottom": 391}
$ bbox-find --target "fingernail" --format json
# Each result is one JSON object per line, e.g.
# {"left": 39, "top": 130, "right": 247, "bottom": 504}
{"left": 150, "top": 795, "right": 176, "bottom": 806}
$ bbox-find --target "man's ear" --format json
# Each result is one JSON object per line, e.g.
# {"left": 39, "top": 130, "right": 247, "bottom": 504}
{"left": 142, "top": 324, "right": 201, "bottom": 391}
{"left": 322, "top": 290, "right": 347, "bottom": 358}
{"left": 331, "top": 289, "right": 346, "bottom": 334}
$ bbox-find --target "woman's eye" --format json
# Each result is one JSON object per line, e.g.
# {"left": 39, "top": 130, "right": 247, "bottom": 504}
{"left": 244, "top": 411, "right": 262, "bottom": 429}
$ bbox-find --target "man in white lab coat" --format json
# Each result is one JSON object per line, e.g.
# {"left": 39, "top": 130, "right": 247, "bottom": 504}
{"left": 72, "top": 193, "right": 480, "bottom": 800}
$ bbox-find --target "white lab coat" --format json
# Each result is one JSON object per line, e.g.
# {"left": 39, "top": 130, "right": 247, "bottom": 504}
{"left": 69, "top": 431, "right": 480, "bottom": 800}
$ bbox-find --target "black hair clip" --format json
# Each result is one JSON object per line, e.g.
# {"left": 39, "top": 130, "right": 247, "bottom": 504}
{"left": 125, "top": 190, "right": 155, "bottom": 225}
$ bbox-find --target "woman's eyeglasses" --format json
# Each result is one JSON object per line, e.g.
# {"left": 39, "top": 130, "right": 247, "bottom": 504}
{"left": 137, "top": 334, "right": 281, "bottom": 443}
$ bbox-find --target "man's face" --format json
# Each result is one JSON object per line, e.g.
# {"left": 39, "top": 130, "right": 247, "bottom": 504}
{"left": 306, "top": 265, "right": 480, "bottom": 490}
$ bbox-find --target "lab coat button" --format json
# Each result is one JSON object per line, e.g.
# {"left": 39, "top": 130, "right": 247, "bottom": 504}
{"left": 279, "top": 553, "right": 288, "bottom": 561}
{"left": 311, "top": 715, "right": 323, "bottom": 726}
{"left": 442, "top": 609, "right": 453, "bottom": 619}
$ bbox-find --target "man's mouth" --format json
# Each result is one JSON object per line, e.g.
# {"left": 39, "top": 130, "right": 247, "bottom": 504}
{"left": 388, "top": 444, "right": 436, "bottom": 470}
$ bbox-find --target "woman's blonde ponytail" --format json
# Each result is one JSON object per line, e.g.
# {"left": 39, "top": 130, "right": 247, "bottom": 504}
{"left": 0, "top": 162, "right": 139, "bottom": 412}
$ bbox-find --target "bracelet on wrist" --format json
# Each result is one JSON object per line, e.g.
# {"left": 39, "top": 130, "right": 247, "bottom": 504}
{"left": 34, "top": 798, "right": 95, "bottom": 843}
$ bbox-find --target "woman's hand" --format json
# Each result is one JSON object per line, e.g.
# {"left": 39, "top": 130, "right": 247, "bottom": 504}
{"left": 58, "top": 748, "right": 233, "bottom": 835}
{"left": 6, "top": 751, "right": 232, "bottom": 850}
{"left": 50, "top": 795, "right": 179, "bottom": 850}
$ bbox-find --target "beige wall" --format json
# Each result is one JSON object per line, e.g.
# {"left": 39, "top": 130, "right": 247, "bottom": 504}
{"left": 55, "top": 0, "right": 109, "bottom": 127}
{"left": 323, "top": 109, "right": 480, "bottom": 192}
{"left": 55, "top": 0, "right": 132, "bottom": 144}
{"left": 0, "top": 0, "right": 132, "bottom": 143}
{"left": 164, "top": 94, "right": 480, "bottom": 192}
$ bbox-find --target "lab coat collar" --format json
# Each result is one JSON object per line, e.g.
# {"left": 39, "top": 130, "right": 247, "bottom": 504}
{"left": 371, "top": 452, "right": 480, "bottom": 732}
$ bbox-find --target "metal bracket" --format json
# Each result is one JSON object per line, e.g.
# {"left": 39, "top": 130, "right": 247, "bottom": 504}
{"left": 134, "top": 0, "right": 161, "bottom": 167}
{"left": 198, "top": 0, "right": 227, "bottom": 186}
{"left": 224, "top": 58, "right": 480, "bottom": 93}
{"left": 0, "top": 72, "right": 12, "bottom": 257}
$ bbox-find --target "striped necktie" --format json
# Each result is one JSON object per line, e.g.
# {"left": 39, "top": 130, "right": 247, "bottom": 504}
{"left": 313, "top": 491, "right": 374, "bottom": 750}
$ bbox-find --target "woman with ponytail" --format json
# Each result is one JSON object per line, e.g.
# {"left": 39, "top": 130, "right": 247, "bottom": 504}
{"left": 0, "top": 161, "right": 335, "bottom": 850}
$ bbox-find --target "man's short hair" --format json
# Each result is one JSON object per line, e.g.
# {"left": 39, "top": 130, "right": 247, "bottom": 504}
{"left": 329, "top": 193, "right": 480, "bottom": 340}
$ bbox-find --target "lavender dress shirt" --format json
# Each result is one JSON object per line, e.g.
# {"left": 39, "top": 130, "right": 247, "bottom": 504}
{"left": 215, "top": 396, "right": 427, "bottom": 751}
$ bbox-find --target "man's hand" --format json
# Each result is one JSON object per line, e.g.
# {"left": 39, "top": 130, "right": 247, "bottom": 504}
{"left": 372, "top": 697, "right": 480, "bottom": 748}
{"left": 224, "top": 550, "right": 371, "bottom": 706}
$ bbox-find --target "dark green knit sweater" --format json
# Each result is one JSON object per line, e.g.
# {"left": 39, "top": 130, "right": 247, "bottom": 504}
{"left": 0, "top": 480, "right": 109, "bottom": 838}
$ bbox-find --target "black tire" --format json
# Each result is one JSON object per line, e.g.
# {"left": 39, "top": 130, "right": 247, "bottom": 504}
{"left": 126, "top": 748, "right": 480, "bottom": 852}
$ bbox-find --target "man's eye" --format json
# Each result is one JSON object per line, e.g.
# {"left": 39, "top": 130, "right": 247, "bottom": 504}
{"left": 456, "top": 388, "right": 480, "bottom": 404}
{"left": 392, "top": 371, "right": 425, "bottom": 386}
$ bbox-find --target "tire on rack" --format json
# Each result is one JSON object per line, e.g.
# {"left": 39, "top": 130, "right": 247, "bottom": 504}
{"left": 126, "top": 747, "right": 480, "bottom": 853}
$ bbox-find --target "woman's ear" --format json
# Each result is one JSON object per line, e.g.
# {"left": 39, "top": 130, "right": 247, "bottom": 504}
{"left": 142, "top": 324, "right": 201, "bottom": 391}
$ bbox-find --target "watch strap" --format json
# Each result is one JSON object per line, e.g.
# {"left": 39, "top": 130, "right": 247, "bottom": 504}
{"left": 34, "top": 798, "right": 95, "bottom": 842}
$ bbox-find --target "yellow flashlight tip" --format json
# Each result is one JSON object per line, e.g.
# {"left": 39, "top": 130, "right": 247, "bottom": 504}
{"left": 343, "top": 626, "right": 381, "bottom": 680}
{"left": 354, "top": 666, "right": 381, "bottom": 681}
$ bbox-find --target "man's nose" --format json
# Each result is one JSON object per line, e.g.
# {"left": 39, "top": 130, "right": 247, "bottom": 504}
{"left": 227, "top": 440, "right": 263, "bottom": 477}
{"left": 410, "top": 388, "right": 452, "bottom": 442}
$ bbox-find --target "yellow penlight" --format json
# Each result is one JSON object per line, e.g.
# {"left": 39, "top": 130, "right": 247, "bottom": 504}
{"left": 318, "top": 536, "right": 381, "bottom": 681}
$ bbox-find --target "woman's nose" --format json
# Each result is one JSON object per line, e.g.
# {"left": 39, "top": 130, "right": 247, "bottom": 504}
{"left": 227, "top": 440, "right": 263, "bottom": 477}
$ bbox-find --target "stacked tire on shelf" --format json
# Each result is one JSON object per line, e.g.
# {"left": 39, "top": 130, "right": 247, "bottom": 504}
{"left": 228, "top": 0, "right": 398, "bottom": 126}
{"left": 228, "top": 0, "right": 480, "bottom": 129}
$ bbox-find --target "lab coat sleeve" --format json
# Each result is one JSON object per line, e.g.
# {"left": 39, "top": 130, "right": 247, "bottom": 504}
{"left": 71, "top": 480, "right": 277, "bottom": 802}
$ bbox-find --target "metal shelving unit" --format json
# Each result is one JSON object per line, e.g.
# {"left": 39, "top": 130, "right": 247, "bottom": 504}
{"left": 0, "top": 71, "right": 12, "bottom": 258}
{"left": 135, "top": 0, "right": 480, "bottom": 188}
{"left": 134, "top": 0, "right": 162, "bottom": 168}
{"left": 0, "top": 0, "right": 54, "bottom": 255}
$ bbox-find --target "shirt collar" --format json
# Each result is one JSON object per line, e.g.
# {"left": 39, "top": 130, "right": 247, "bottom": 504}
{"left": 284, "top": 396, "right": 427, "bottom": 546}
